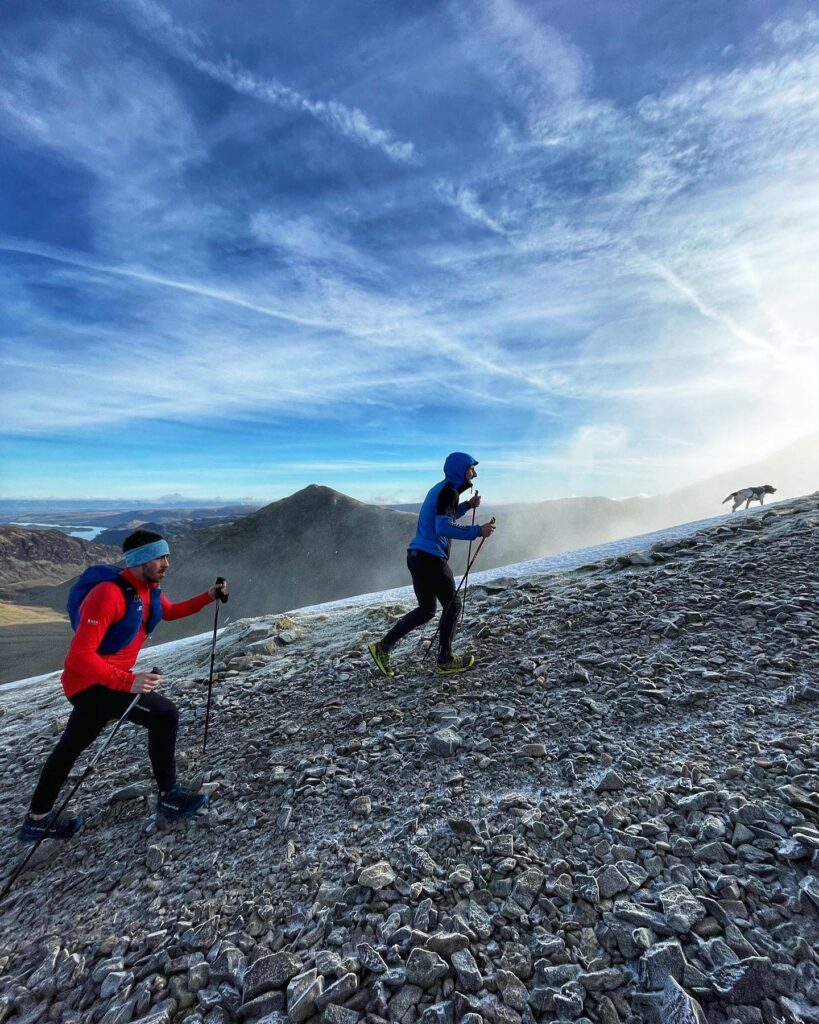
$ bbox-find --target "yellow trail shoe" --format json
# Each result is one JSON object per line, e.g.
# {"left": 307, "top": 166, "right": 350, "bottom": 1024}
{"left": 436, "top": 653, "right": 476, "bottom": 675}
{"left": 368, "top": 642, "right": 395, "bottom": 677}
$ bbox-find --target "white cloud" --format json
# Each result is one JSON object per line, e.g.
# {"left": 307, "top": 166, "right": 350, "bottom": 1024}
{"left": 125, "top": 0, "right": 417, "bottom": 164}
{"left": 0, "top": 20, "right": 198, "bottom": 176}
{"left": 249, "top": 211, "right": 384, "bottom": 277}
{"left": 639, "top": 255, "right": 784, "bottom": 360}
{"left": 0, "top": 238, "right": 338, "bottom": 330}
{"left": 435, "top": 181, "right": 507, "bottom": 234}
{"left": 769, "top": 13, "right": 819, "bottom": 49}
{"left": 467, "top": 0, "right": 588, "bottom": 104}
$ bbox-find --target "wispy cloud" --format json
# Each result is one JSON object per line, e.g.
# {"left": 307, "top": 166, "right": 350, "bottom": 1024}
{"left": 640, "top": 255, "right": 784, "bottom": 360}
{"left": 0, "top": 237, "right": 344, "bottom": 331}
{"left": 435, "top": 181, "right": 508, "bottom": 234}
{"left": 124, "top": 0, "right": 417, "bottom": 164}
{"left": 0, "top": 20, "right": 197, "bottom": 176}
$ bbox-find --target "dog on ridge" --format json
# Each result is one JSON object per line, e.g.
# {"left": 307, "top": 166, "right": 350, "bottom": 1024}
{"left": 722, "top": 484, "right": 776, "bottom": 512}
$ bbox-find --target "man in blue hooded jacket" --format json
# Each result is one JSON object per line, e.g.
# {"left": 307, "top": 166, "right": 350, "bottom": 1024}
{"left": 369, "top": 452, "right": 496, "bottom": 675}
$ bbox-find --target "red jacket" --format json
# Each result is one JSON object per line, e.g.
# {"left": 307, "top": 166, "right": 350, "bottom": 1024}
{"left": 62, "top": 569, "right": 213, "bottom": 697}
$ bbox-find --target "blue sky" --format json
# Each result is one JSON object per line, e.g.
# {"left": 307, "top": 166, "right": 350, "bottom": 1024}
{"left": 1, "top": 0, "right": 817, "bottom": 503}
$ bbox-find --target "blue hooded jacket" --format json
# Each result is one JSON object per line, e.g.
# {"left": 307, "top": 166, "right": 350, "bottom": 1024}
{"left": 408, "top": 452, "right": 482, "bottom": 560}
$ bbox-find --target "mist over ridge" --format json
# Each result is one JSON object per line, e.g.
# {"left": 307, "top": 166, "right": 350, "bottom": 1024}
{"left": 152, "top": 431, "right": 819, "bottom": 642}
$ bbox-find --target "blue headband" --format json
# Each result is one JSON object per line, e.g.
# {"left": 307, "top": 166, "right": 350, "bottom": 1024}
{"left": 124, "top": 539, "right": 170, "bottom": 567}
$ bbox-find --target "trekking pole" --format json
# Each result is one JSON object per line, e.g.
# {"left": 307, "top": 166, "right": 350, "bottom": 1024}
{"left": 422, "top": 518, "right": 495, "bottom": 661}
{"left": 0, "top": 667, "right": 161, "bottom": 901}
{"left": 202, "top": 577, "right": 228, "bottom": 755}
{"left": 460, "top": 496, "right": 478, "bottom": 626}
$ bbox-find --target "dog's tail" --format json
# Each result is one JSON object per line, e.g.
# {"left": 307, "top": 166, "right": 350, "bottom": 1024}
{"left": 722, "top": 493, "right": 736, "bottom": 504}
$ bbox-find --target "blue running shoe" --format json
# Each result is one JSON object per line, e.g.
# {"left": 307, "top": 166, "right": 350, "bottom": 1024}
{"left": 19, "top": 811, "right": 85, "bottom": 844}
{"left": 157, "top": 784, "right": 208, "bottom": 819}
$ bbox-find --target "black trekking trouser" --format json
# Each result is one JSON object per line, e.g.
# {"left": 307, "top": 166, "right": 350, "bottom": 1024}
{"left": 29, "top": 685, "right": 179, "bottom": 814}
{"left": 382, "top": 550, "right": 459, "bottom": 660}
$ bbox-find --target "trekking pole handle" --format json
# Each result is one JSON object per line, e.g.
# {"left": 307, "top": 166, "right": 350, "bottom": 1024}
{"left": 214, "top": 576, "right": 229, "bottom": 603}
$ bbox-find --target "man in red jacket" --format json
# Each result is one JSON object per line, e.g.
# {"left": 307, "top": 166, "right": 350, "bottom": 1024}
{"left": 19, "top": 530, "right": 228, "bottom": 843}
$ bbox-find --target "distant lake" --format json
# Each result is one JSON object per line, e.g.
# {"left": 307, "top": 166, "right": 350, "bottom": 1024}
{"left": 11, "top": 522, "right": 108, "bottom": 541}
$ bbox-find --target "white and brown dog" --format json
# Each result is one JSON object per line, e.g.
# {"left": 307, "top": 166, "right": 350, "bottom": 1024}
{"left": 722, "top": 484, "right": 776, "bottom": 511}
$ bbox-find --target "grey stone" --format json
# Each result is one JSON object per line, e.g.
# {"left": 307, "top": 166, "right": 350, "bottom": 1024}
{"left": 640, "top": 940, "right": 687, "bottom": 991}
{"left": 287, "top": 968, "right": 324, "bottom": 1023}
{"left": 99, "top": 998, "right": 137, "bottom": 1024}
{"left": 659, "top": 885, "right": 705, "bottom": 934}
{"left": 100, "top": 971, "right": 134, "bottom": 1000}
{"left": 430, "top": 728, "right": 462, "bottom": 756}
{"left": 350, "top": 796, "right": 371, "bottom": 817}
{"left": 188, "top": 961, "right": 211, "bottom": 992}
{"left": 661, "top": 978, "right": 707, "bottom": 1024}
{"left": 314, "top": 973, "right": 358, "bottom": 1012}
{"left": 110, "top": 782, "right": 150, "bottom": 803}
{"left": 518, "top": 743, "right": 547, "bottom": 757}
{"left": 424, "top": 932, "right": 468, "bottom": 957}
{"left": 450, "top": 948, "right": 482, "bottom": 993}
{"left": 321, "top": 1006, "right": 360, "bottom": 1024}
{"left": 418, "top": 1001, "right": 454, "bottom": 1024}
{"left": 356, "top": 943, "right": 388, "bottom": 974}
{"left": 709, "top": 957, "right": 779, "bottom": 1003}
{"left": 146, "top": 845, "right": 165, "bottom": 872}
{"left": 239, "top": 990, "right": 286, "bottom": 1019}
{"left": 497, "top": 970, "right": 528, "bottom": 1012}
{"left": 597, "top": 865, "right": 629, "bottom": 899}
{"left": 405, "top": 948, "right": 449, "bottom": 988}
{"left": 595, "top": 768, "right": 626, "bottom": 791}
{"left": 575, "top": 874, "right": 600, "bottom": 904}
{"left": 534, "top": 964, "right": 582, "bottom": 986}
{"left": 577, "top": 969, "right": 626, "bottom": 991}
{"left": 130, "top": 1001, "right": 176, "bottom": 1024}
{"left": 358, "top": 861, "right": 396, "bottom": 890}
{"left": 509, "top": 867, "right": 544, "bottom": 911}
{"left": 388, "top": 983, "right": 423, "bottom": 1021}
{"left": 244, "top": 952, "right": 303, "bottom": 1001}
{"left": 314, "top": 951, "right": 343, "bottom": 977}
{"left": 213, "top": 944, "right": 247, "bottom": 983}
{"left": 799, "top": 874, "right": 819, "bottom": 911}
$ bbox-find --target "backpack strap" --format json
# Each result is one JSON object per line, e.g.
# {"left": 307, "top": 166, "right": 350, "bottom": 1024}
{"left": 96, "top": 576, "right": 146, "bottom": 655}
{"left": 145, "top": 587, "right": 164, "bottom": 636}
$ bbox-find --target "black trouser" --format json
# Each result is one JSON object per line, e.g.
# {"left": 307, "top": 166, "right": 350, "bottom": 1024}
{"left": 381, "top": 550, "right": 459, "bottom": 660}
{"left": 30, "top": 686, "right": 179, "bottom": 815}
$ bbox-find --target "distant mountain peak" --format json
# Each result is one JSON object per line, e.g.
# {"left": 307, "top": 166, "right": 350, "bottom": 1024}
{"left": 278, "top": 484, "right": 365, "bottom": 508}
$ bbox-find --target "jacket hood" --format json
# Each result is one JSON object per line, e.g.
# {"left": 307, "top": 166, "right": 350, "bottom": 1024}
{"left": 443, "top": 452, "right": 478, "bottom": 491}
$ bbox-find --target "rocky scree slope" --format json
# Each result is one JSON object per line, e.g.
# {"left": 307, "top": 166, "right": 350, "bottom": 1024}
{"left": 0, "top": 494, "right": 818, "bottom": 1024}
{"left": 0, "top": 527, "right": 120, "bottom": 593}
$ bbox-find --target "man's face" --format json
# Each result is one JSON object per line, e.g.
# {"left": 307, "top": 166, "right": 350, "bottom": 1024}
{"left": 466, "top": 465, "right": 477, "bottom": 484}
{"left": 140, "top": 555, "right": 170, "bottom": 584}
